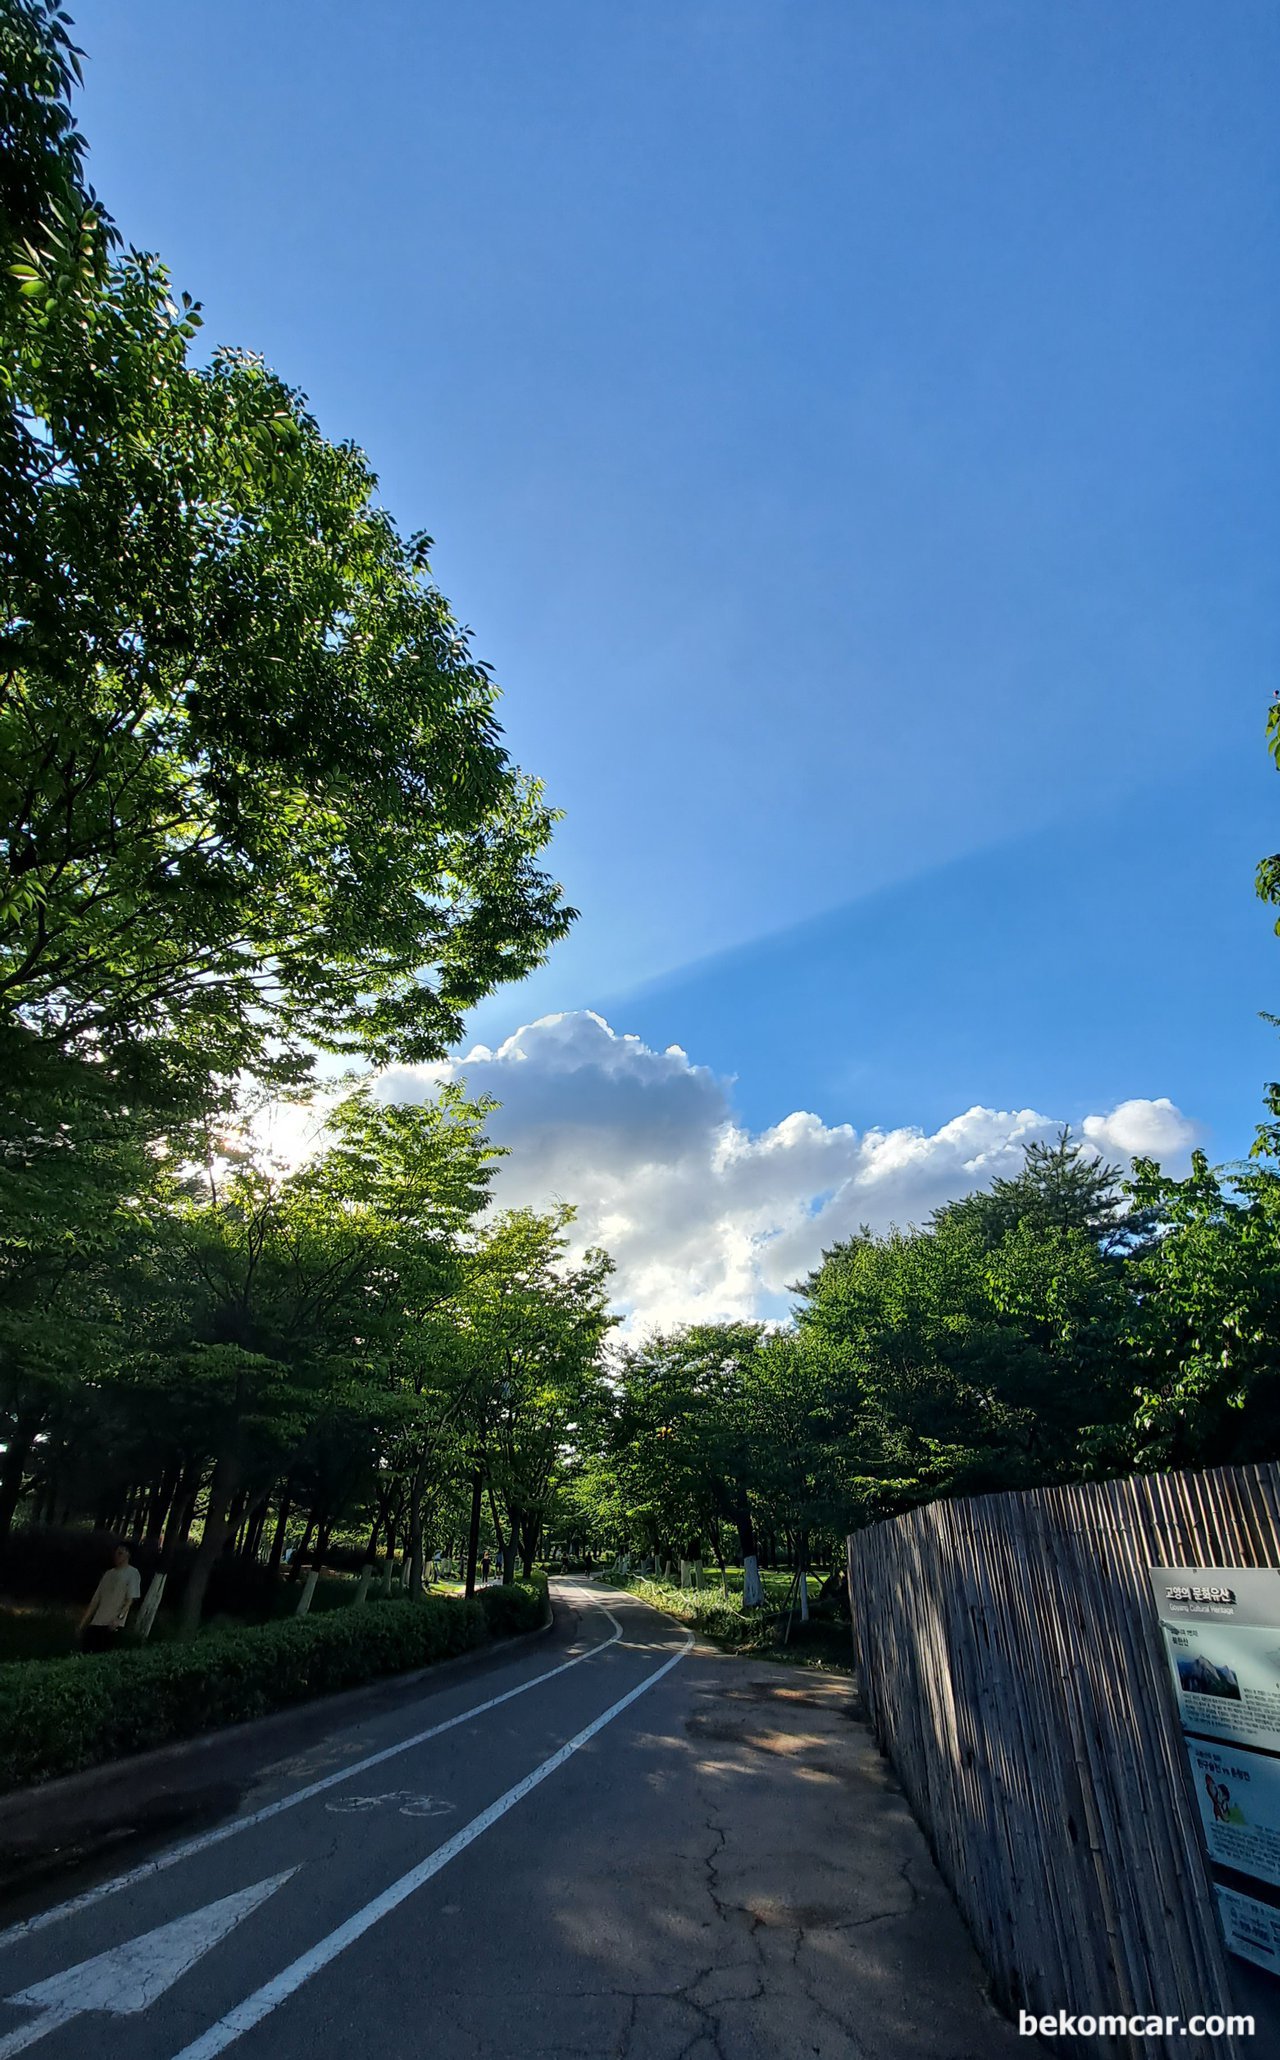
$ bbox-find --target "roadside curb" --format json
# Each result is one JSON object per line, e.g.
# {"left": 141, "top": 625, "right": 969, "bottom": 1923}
{"left": 0, "top": 1596, "right": 555, "bottom": 1890}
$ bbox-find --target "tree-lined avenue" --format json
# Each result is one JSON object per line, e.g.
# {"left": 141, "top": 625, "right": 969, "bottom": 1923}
{"left": 0, "top": 1584, "right": 1024, "bottom": 2060}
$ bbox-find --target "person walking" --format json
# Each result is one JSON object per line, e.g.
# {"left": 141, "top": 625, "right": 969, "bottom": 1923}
{"left": 481, "top": 1549, "right": 492, "bottom": 1584}
{"left": 80, "top": 1543, "right": 141, "bottom": 1652}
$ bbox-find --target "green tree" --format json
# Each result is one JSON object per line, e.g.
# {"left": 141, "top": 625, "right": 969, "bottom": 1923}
{"left": 128, "top": 1085, "right": 500, "bottom": 1631}
{"left": 1255, "top": 686, "right": 1280, "bottom": 941}
{"left": 462, "top": 1207, "right": 615, "bottom": 1585}
{"left": 931, "top": 1129, "right": 1125, "bottom": 1250}
{"left": 0, "top": 1037, "right": 166, "bottom": 1549}
{"left": 2, "top": 0, "right": 572, "bottom": 1122}
{"left": 598, "top": 1324, "right": 768, "bottom": 1595}
{"left": 795, "top": 1201, "right": 1133, "bottom": 1506}
{"left": 0, "top": 0, "right": 578, "bottom": 1570}
{"left": 746, "top": 1328, "right": 867, "bottom": 1603}
{"left": 1124, "top": 1135, "right": 1280, "bottom": 1468}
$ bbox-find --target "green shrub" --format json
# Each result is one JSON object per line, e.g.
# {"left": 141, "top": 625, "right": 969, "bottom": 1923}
{"left": 478, "top": 1574, "right": 548, "bottom": 1637}
{"left": 619, "top": 1574, "right": 853, "bottom": 1671}
{"left": 620, "top": 1575, "right": 756, "bottom": 1639}
{"left": 0, "top": 1583, "right": 544, "bottom": 1792}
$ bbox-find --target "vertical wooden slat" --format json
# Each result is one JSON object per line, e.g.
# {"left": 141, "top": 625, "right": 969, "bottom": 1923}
{"left": 847, "top": 1464, "right": 1280, "bottom": 2060}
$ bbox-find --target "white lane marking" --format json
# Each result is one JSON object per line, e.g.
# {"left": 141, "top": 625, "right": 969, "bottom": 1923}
{"left": 0, "top": 1870, "right": 297, "bottom": 2058}
{"left": 0, "top": 1592, "right": 624, "bottom": 1951}
{"left": 168, "top": 1634, "right": 695, "bottom": 2060}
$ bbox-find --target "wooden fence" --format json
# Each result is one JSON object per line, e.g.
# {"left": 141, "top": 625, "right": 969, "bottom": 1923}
{"left": 846, "top": 1465, "right": 1280, "bottom": 2060}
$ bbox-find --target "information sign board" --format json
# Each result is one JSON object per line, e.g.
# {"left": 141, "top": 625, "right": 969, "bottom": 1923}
{"left": 1149, "top": 1565, "right": 1280, "bottom": 1975}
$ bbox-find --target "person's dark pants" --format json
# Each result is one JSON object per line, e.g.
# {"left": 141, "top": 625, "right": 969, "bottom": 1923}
{"left": 81, "top": 1625, "right": 119, "bottom": 1653}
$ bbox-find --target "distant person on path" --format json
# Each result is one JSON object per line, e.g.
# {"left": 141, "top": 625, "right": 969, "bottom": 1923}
{"left": 481, "top": 1550, "right": 492, "bottom": 1583}
{"left": 79, "top": 1544, "right": 141, "bottom": 1652}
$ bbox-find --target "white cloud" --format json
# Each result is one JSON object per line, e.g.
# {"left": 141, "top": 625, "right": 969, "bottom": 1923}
{"left": 1082, "top": 1097, "right": 1198, "bottom": 1162}
{"left": 374, "top": 1011, "right": 1202, "bottom": 1335}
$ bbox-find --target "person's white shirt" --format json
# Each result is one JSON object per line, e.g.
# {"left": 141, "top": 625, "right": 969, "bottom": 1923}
{"left": 87, "top": 1563, "right": 141, "bottom": 1629}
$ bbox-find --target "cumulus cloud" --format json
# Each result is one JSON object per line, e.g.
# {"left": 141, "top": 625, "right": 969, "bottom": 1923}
{"left": 1081, "top": 1098, "right": 1198, "bottom": 1162}
{"left": 377, "top": 1011, "right": 1201, "bottom": 1335}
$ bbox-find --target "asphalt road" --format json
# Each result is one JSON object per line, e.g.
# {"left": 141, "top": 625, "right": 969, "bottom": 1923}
{"left": 0, "top": 1582, "right": 1024, "bottom": 2060}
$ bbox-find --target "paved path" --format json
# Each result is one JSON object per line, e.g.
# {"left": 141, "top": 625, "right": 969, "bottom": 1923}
{"left": 0, "top": 1583, "right": 1025, "bottom": 2060}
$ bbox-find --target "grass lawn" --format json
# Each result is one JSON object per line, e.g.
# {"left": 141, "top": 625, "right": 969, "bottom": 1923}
{"left": 643, "top": 1564, "right": 836, "bottom": 1606}
{"left": 605, "top": 1569, "right": 854, "bottom": 1675}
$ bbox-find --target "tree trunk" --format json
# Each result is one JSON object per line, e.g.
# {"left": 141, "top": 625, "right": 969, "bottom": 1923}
{"left": 221, "top": 1490, "right": 248, "bottom": 1555}
{"left": 464, "top": 1469, "right": 483, "bottom": 1599}
{"left": 146, "top": 1465, "right": 180, "bottom": 1548}
{"left": 366, "top": 1475, "right": 398, "bottom": 1566}
{"left": 406, "top": 1470, "right": 425, "bottom": 1601}
{"left": 144, "top": 1469, "right": 169, "bottom": 1547}
{"left": 240, "top": 1494, "right": 269, "bottom": 1562}
{"left": 289, "top": 1512, "right": 316, "bottom": 1579}
{"left": 501, "top": 1513, "right": 518, "bottom": 1587}
{"left": 0, "top": 1410, "right": 41, "bottom": 1559}
{"left": 735, "top": 1490, "right": 763, "bottom": 1608}
{"left": 486, "top": 1483, "right": 506, "bottom": 1569}
{"left": 519, "top": 1512, "right": 540, "bottom": 1579}
{"left": 267, "top": 1481, "right": 294, "bottom": 1575}
{"left": 179, "top": 1453, "right": 242, "bottom": 1636}
{"left": 161, "top": 1462, "right": 201, "bottom": 1568}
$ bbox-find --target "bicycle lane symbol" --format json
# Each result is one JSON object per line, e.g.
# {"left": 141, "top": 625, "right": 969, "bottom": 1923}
{"left": 324, "top": 1792, "right": 455, "bottom": 1819}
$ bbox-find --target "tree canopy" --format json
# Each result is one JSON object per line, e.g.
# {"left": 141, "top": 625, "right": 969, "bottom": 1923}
{"left": 0, "top": 0, "right": 591, "bottom": 1620}
{"left": 571, "top": 1125, "right": 1280, "bottom": 1582}
{"left": 2, "top": 0, "right": 572, "bottom": 1131}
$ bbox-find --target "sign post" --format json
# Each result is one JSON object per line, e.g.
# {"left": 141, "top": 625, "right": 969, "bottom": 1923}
{"left": 1149, "top": 1564, "right": 1280, "bottom": 1975}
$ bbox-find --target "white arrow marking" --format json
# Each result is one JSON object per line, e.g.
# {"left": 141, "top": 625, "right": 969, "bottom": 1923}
{"left": 0, "top": 1869, "right": 297, "bottom": 2058}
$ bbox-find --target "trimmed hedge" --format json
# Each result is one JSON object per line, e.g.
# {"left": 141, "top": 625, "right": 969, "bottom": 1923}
{"left": 0, "top": 1579, "right": 548, "bottom": 1792}
{"left": 478, "top": 1569, "right": 548, "bottom": 1636}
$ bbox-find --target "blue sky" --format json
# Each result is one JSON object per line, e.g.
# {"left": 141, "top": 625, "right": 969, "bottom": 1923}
{"left": 77, "top": 3, "right": 1279, "bottom": 1317}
